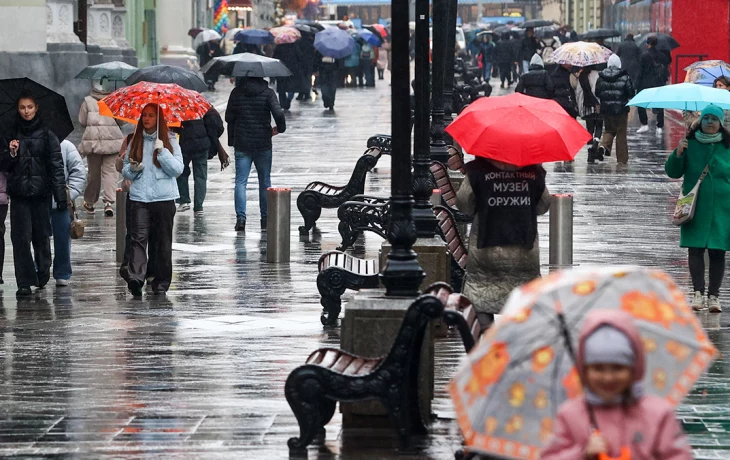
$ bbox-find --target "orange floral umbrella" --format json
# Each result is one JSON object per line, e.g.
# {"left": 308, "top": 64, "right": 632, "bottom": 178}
{"left": 98, "top": 82, "right": 212, "bottom": 127}
{"left": 450, "top": 266, "right": 717, "bottom": 460}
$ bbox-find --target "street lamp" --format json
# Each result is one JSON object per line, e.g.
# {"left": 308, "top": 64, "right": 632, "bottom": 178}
{"left": 442, "top": 0, "right": 459, "bottom": 138}
{"left": 380, "top": 0, "right": 425, "bottom": 297}
{"left": 429, "top": 0, "right": 449, "bottom": 164}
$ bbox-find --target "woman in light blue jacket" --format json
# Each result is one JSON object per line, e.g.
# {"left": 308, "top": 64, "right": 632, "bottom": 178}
{"left": 122, "top": 103, "right": 183, "bottom": 297}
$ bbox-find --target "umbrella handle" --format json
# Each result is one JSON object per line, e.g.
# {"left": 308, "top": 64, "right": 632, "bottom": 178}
{"left": 598, "top": 446, "right": 631, "bottom": 460}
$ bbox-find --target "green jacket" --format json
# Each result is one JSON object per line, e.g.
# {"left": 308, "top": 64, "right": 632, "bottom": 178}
{"left": 665, "top": 139, "right": 730, "bottom": 250}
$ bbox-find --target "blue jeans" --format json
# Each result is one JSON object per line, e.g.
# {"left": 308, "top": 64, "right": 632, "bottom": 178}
{"left": 483, "top": 62, "right": 493, "bottom": 81}
{"left": 235, "top": 150, "right": 272, "bottom": 221}
{"left": 51, "top": 208, "right": 72, "bottom": 281}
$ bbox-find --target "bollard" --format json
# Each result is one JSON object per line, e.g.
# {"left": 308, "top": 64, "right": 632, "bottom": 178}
{"left": 267, "top": 187, "right": 291, "bottom": 263}
{"left": 116, "top": 189, "right": 127, "bottom": 263}
{"left": 430, "top": 188, "right": 441, "bottom": 207}
{"left": 549, "top": 194, "right": 573, "bottom": 267}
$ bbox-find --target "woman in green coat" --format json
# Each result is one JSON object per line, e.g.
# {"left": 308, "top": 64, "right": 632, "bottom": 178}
{"left": 665, "top": 104, "right": 730, "bottom": 313}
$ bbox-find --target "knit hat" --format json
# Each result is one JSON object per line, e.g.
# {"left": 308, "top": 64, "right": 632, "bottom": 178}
{"left": 701, "top": 104, "right": 725, "bottom": 124}
{"left": 607, "top": 54, "right": 621, "bottom": 69}
{"left": 583, "top": 325, "right": 635, "bottom": 367}
{"left": 529, "top": 53, "right": 544, "bottom": 68}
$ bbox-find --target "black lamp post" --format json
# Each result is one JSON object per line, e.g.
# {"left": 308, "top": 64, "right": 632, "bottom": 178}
{"left": 380, "top": 0, "right": 425, "bottom": 297}
{"left": 429, "top": 0, "right": 449, "bottom": 164}
{"left": 412, "top": 0, "right": 437, "bottom": 238}
{"left": 442, "top": 0, "right": 459, "bottom": 138}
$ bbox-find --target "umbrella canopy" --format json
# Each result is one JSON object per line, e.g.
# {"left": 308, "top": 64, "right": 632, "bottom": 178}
{"left": 521, "top": 19, "right": 554, "bottom": 29}
{"left": 684, "top": 60, "right": 730, "bottom": 86}
{"left": 551, "top": 41, "right": 614, "bottom": 67}
{"left": 580, "top": 28, "right": 621, "bottom": 40}
{"left": 192, "top": 29, "right": 222, "bottom": 49}
{"left": 450, "top": 266, "right": 717, "bottom": 459}
{"left": 234, "top": 29, "right": 275, "bottom": 45}
{"left": 125, "top": 65, "right": 208, "bottom": 92}
{"left": 314, "top": 27, "right": 356, "bottom": 59}
{"left": 98, "top": 82, "right": 212, "bottom": 127}
{"left": 445, "top": 93, "right": 591, "bottom": 167}
{"left": 0, "top": 77, "right": 74, "bottom": 140}
{"left": 308, "top": 23, "right": 325, "bottom": 31}
{"left": 635, "top": 32, "right": 679, "bottom": 52}
{"left": 294, "top": 24, "right": 316, "bottom": 35}
{"left": 75, "top": 61, "right": 138, "bottom": 82}
{"left": 188, "top": 28, "right": 204, "bottom": 38}
{"left": 270, "top": 26, "right": 301, "bottom": 45}
{"left": 476, "top": 30, "right": 495, "bottom": 38}
{"left": 356, "top": 29, "right": 381, "bottom": 47}
{"left": 369, "top": 23, "right": 388, "bottom": 39}
{"left": 200, "top": 53, "right": 292, "bottom": 78}
{"left": 491, "top": 25, "right": 513, "bottom": 35}
{"left": 628, "top": 82, "right": 730, "bottom": 111}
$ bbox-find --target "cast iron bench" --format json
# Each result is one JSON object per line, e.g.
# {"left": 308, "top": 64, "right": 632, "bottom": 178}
{"left": 336, "top": 195, "right": 390, "bottom": 251}
{"left": 285, "top": 283, "right": 449, "bottom": 451}
{"left": 317, "top": 250, "right": 380, "bottom": 326}
{"left": 430, "top": 161, "right": 471, "bottom": 224}
{"left": 297, "top": 134, "right": 392, "bottom": 234}
{"left": 427, "top": 282, "right": 489, "bottom": 353}
{"left": 446, "top": 146, "right": 465, "bottom": 173}
{"left": 433, "top": 205, "right": 467, "bottom": 293}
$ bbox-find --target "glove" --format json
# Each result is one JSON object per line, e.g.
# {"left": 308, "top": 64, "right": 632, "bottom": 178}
{"left": 154, "top": 139, "right": 164, "bottom": 151}
{"left": 129, "top": 160, "right": 144, "bottom": 172}
{"left": 56, "top": 201, "right": 67, "bottom": 212}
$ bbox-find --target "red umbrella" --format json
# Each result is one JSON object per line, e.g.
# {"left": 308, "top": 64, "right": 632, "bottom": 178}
{"left": 370, "top": 24, "right": 388, "bottom": 38}
{"left": 445, "top": 93, "right": 591, "bottom": 166}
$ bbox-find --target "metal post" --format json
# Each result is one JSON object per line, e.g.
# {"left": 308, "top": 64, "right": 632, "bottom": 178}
{"left": 380, "top": 0, "right": 425, "bottom": 297}
{"left": 412, "top": 0, "right": 437, "bottom": 238}
{"left": 430, "top": 189, "right": 441, "bottom": 207}
{"left": 116, "top": 190, "right": 127, "bottom": 264}
{"left": 442, "top": 0, "right": 459, "bottom": 142}
{"left": 429, "top": 0, "right": 449, "bottom": 164}
{"left": 266, "top": 188, "right": 291, "bottom": 263}
{"left": 549, "top": 194, "right": 574, "bottom": 267}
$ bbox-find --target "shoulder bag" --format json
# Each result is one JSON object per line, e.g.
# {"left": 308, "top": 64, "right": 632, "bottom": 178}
{"left": 672, "top": 165, "right": 710, "bottom": 226}
{"left": 67, "top": 188, "right": 85, "bottom": 239}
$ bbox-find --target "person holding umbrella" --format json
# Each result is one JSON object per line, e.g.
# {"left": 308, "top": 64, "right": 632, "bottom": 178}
{"left": 616, "top": 33, "right": 641, "bottom": 84}
{"left": 197, "top": 37, "right": 223, "bottom": 91}
{"left": 273, "top": 42, "right": 303, "bottom": 111}
{"left": 635, "top": 36, "right": 670, "bottom": 135}
{"left": 518, "top": 28, "right": 543, "bottom": 74}
{"left": 3, "top": 91, "right": 67, "bottom": 296}
{"left": 595, "top": 55, "right": 635, "bottom": 164}
{"left": 495, "top": 32, "right": 516, "bottom": 88}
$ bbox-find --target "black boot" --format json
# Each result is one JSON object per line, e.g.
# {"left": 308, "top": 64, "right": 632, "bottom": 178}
{"left": 261, "top": 217, "right": 267, "bottom": 230}
{"left": 235, "top": 218, "right": 246, "bottom": 232}
{"left": 128, "top": 279, "right": 143, "bottom": 297}
{"left": 587, "top": 146, "right": 596, "bottom": 164}
{"left": 16, "top": 286, "right": 31, "bottom": 297}
{"left": 596, "top": 145, "right": 606, "bottom": 161}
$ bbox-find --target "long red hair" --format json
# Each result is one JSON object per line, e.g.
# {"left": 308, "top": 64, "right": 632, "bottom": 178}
{"left": 129, "top": 103, "right": 172, "bottom": 168}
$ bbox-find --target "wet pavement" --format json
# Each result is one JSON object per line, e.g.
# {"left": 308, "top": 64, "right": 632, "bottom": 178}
{"left": 0, "top": 77, "right": 727, "bottom": 459}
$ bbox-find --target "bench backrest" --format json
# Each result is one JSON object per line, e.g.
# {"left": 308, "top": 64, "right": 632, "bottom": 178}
{"left": 367, "top": 134, "right": 392, "bottom": 154}
{"left": 433, "top": 205, "right": 467, "bottom": 270}
{"left": 443, "top": 293, "right": 482, "bottom": 352}
{"left": 429, "top": 161, "right": 457, "bottom": 208}
{"left": 446, "top": 146, "right": 465, "bottom": 173}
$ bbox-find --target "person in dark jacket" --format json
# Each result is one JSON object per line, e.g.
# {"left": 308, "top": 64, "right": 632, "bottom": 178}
{"left": 3, "top": 91, "right": 67, "bottom": 296}
{"left": 478, "top": 34, "right": 496, "bottom": 83}
{"left": 635, "top": 36, "right": 670, "bottom": 135}
{"left": 508, "top": 32, "right": 522, "bottom": 80}
{"left": 175, "top": 108, "right": 224, "bottom": 213}
{"left": 233, "top": 42, "right": 263, "bottom": 55}
{"left": 495, "top": 33, "right": 516, "bottom": 89}
{"left": 551, "top": 64, "right": 578, "bottom": 118}
{"left": 273, "top": 43, "right": 302, "bottom": 111}
{"left": 315, "top": 52, "right": 342, "bottom": 111}
{"left": 595, "top": 55, "right": 635, "bottom": 164}
{"left": 616, "top": 34, "right": 640, "bottom": 83}
{"left": 518, "top": 28, "right": 542, "bottom": 74}
{"left": 225, "top": 78, "right": 286, "bottom": 232}
{"left": 296, "top": 34, "right": 316, "bottom": 100}
{"left": 198, "top": 39, "right": 223, "bottom": 91}
{"left": 515, "top": 54, "right": 554, "bottom": 99}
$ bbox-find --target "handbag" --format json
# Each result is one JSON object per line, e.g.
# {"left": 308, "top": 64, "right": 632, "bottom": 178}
{"left": 672, "top": 165, "right": 710, "bottom": 226}
{"left": 67, "top": 188, "right": 85, "bottom": 239}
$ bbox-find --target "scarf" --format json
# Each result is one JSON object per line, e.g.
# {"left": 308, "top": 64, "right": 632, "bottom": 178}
{"left": 584, "top": 382, "right": 645, "bottom": 406}
{"left": 695, "top": 131, "right": 723, "bottom": 144}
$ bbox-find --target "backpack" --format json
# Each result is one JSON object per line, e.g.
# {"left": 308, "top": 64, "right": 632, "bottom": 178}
{"left": 360, "top": 43, "right": 374, "bottom": 60}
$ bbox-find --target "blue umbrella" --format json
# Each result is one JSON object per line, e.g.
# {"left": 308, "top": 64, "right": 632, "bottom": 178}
{"left": 628, "top": 83, "right": 730, "bottom": 111}
{"left": 356, "top": 29, "right": 381, "bottom": 47}
{"left": 234, "top": 29, "right": 275, "bottom": 45}
{"left": 313, "top": 27, "right": 356, "bottom": 59}
{"left": 684, "top": 60, "right": 730, "bottom": 87}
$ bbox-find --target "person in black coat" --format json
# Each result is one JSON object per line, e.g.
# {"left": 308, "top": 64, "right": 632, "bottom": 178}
{"left": 296, "top": 34, "right": 316, "bottom": 100}
{"left": 551, "top": 64, "right": 578, "bottom": 118}
{"left": 515, "top": 54, "right": 554, "bottom": 99}
{"left": 595, "top": 55, "right": 635, "bottom": 164}
{"left": 495, "top": 33, "right": 516, "bottom": 88}
{"left": 616, "top": 34, "right": 640, "bottom": 85}
{"left": 518, "top": 28, "right": 543, "bottom": 74}
{"left": 197, "top": 40, "right": 223, "bottom": 91}
{"left": 635, "top": 36, "right": 670, "bottom": 134}
{"left": 225, "top": 78, "right": 286, "bottom": 232}
{"left": 175, "top": 108, "right": 224, "bottom": 213}
{"left": 315, "top": 51, "right": 342, "bottom": 111}
{"left": 478, "top": 34, "right": 496, "bottom": 83}
{"left": 273, "top": 43, "right": 302, "bottom": 111}
{"left": 3, "top": 91, "right": 67, "bottom": 296}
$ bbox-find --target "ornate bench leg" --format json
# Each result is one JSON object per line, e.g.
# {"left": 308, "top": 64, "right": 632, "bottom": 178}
{"left": 337, "top": 219, "right": 360, "bottom": 252}
{"left": 451, "top": 261, "right": 465, "bottom": 293}
{"left": 317, "top": 269, "right": 346, "bottom": 326}
{"left": 286, "top": 367, "right": 329, "bottom": 451}
{"left": 298, "top": 191, "right": 322, "bottom": 234}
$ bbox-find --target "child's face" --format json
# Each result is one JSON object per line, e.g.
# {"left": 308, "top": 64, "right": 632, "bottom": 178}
{"left": 584, "top": 363, "right": 633, "bottom": 400}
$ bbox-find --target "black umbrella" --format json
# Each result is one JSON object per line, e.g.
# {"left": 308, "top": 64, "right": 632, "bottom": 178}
{"left": 125, "top": 65, "right": 208, "bottom": 92}
{"left": 0, "top": 78, "right": 73, "bottom": 140}
{"left": 309, "top": 23, "right": 325, "bottom": 31}
{"left": 294, "top": 24, "right": 317, "bottom": 35}
{"left": 635, "top": 32, "right": 680, "bottom": 52}
{"left": 491, "top": 26, "right": 512, "bottom": 35}
{"left": 581, "top": 28, "right": 621, "bottom": 40}
{"left": 75, "top": 61, "right": 138, "bottom": 81}
{"left": 521, "top": 19, "right": 554, "bottom": 29}
{"left": 200, "top": 53, "right": 292, "bottom": 78}
{"left": 362, "top": 25, "right": 384, "bottom": 42}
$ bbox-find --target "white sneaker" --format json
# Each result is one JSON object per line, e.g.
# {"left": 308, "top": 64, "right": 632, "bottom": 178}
{"left": 655, "top": 127, "right": 663, "bottom": 136}
{"left": 708, "top": 296, "right": 722, "bottom": 313}
{"left": 636, "top": 125, "right": 649, "bottom": 134}
{"left": 177, "top": 203, "right": 191, "bottom": 212}
{"left": 691, "top": 291, "right": 706, "bottom": 311}
{"left": 56, "top": 279, "right": 69, "bottom": 287}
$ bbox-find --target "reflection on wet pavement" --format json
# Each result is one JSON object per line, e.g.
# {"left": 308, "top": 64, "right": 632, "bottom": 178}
{"left": 0, "top": 79, "right": 727, "bottom": 458}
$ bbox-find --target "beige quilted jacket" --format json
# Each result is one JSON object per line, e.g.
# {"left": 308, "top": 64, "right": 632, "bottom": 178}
{"left": 78, "top": 90, "right": 124, "bottom": 156}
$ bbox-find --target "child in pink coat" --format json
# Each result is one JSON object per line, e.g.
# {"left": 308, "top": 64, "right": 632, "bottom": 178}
{"left": 540, "top": 309, "right": 693, "bottom": 460}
